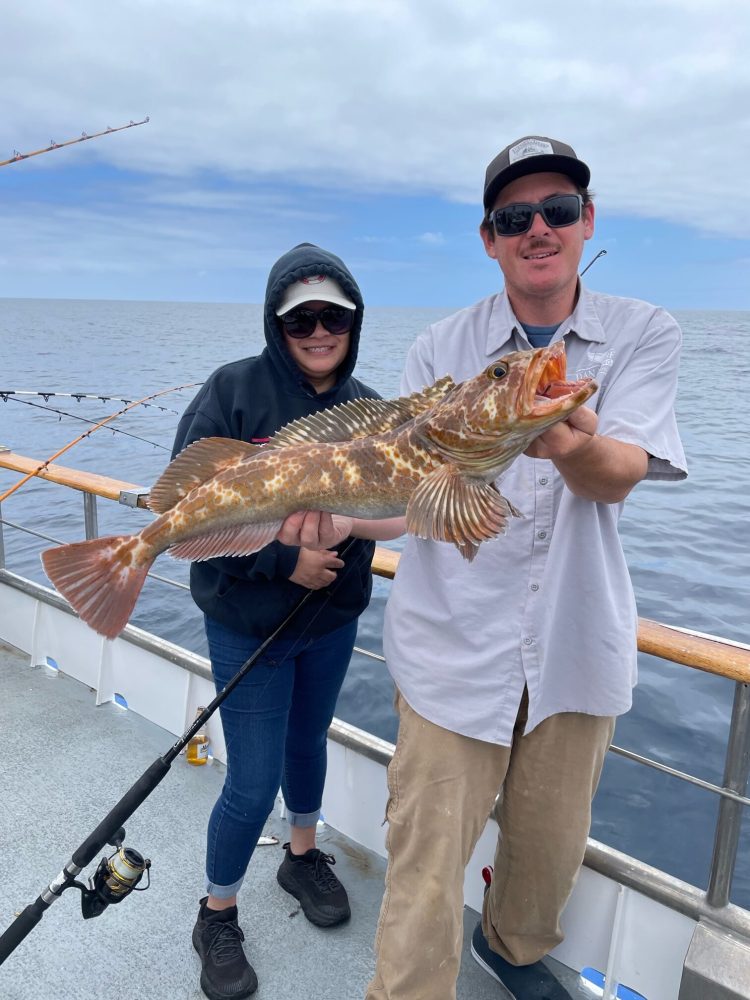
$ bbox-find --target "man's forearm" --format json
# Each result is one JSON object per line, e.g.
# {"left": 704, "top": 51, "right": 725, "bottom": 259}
{"left": 554, "top": 435, "right": 648, "bottom": 503}
{"left": 350, "top": 516, "right": 406, "bottom": 541}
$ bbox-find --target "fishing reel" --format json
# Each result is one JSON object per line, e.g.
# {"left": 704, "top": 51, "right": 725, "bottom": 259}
{"left": 76, "top": 827, "right": 151, "bottom": 920}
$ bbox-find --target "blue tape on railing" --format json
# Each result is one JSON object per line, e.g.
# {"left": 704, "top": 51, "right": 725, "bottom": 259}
{"left": 580, "top": 967, "right": 647, "bottom": 1000}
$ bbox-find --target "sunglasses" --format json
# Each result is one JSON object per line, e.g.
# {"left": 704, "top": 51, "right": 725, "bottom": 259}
{"left": 489, "top": 193, "right": 583, "bottom": 237}
{"left": 280, "top": 305, "right": 354, "bottom": 339}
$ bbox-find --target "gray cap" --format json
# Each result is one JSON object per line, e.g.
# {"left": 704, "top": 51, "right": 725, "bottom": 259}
{"left": 483, "top": 135, "right": 590, "bottom": 211}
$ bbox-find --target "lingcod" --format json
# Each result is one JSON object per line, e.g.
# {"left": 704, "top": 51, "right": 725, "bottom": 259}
{"left": 41, "top": 341, "right": 596, "bottom": 639}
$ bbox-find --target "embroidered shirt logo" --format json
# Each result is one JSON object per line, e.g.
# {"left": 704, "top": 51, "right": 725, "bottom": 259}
{"left": 573, "top": 348, "right": 614, "bottom": 382}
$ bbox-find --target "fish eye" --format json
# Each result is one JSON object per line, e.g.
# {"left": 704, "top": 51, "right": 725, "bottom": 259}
{"left": 487, "top": 363, "right": 507, "bottom": 380}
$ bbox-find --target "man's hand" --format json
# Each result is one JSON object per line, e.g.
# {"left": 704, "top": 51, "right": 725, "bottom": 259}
{"left": 278, "top": 511, "right": 353, "bottom": 549}
{"left": 524, "top": 406, "right": 598, "bottom": 460}
{"left": 289, "top": 546, "right": 345, "bottom": 589}
{"left": 524, "top": 406, "right": 648, "bottom": 503}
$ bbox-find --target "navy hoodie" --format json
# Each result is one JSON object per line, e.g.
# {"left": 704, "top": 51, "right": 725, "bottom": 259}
{"left": 171, "top": 243, "right": 378, "bottom": 639}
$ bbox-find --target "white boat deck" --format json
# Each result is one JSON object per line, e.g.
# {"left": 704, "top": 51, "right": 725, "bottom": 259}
{"left": 1, "top": 640, "right": 510, "bottom": 1000}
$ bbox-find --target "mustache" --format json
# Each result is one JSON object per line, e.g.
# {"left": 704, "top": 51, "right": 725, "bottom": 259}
{"left": 524, "top": 239, "right": 558, "bottom": 252}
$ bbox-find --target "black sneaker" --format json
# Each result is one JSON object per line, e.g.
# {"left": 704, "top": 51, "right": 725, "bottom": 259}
{"left": 276, "top": 842, "right": 351, "bottom": 927}
{"left": 192, "top": 897, "right": 258, "bottom": 999}
{"left": 470, "top": 921, "right": 573, "bottom": 1000}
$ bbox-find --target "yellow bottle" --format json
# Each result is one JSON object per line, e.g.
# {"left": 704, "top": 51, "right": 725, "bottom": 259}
{"left": 186, "top": 708, "right": 210, "bottom": 766}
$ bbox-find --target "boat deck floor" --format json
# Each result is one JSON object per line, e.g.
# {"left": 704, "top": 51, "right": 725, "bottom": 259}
{"left": 1, "top": 640, "right": 511, "bottom": 1000}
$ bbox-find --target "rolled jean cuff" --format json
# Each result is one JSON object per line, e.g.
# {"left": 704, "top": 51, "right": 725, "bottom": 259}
{"left": 287, "top": 808, "right": 320, "bottom": 828}
{"left": 205, "top": 875, "right": 245, "bottom": 899}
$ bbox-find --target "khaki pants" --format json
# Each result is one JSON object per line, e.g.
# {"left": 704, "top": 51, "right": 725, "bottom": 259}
{"left": 365, "top": 689, "right": 615, "bottom": 1000}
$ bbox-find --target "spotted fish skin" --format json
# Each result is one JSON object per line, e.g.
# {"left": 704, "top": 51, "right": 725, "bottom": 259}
{"left": 41, "top": 342, "right": 596, "bottom": 638}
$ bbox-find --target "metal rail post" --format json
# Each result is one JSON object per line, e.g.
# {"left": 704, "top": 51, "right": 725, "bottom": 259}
{"left": 706, "top": 681, "right": 750, "bottom": 907}
{"left": 83, "top": 493, "right": 99, "bottom": 540}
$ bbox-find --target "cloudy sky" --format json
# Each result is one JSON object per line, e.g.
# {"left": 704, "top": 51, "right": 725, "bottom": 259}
{"left": 2, "top": 0, "right": 748, "bottom": 310}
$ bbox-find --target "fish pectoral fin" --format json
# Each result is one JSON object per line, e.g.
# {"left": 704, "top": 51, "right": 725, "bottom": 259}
{"left": 267, "top": 376, "right": 457, "bottom": 450}
{"left": 168, "top": 521, "right": 282, "bottom": 560}
{"left": 148, "top": 438, "right": 262, "bottom": 514}
{"left": 405, "top": 465, "right": 520, "bottom": 561}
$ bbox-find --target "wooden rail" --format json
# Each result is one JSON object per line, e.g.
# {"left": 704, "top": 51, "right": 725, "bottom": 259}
{"left": 1, "top": 450, "right": 748, "bottom": 683}
{"left": 0, "top": 450, "right": 146, "bottom": 504}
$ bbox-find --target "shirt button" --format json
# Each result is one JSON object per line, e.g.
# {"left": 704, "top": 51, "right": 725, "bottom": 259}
{"left": 539, "top": 477, "right": 548, "bottom": 485}
{"left": 523, "top": 637, "right": 534, "bottom": 645}
{"left": 530, "top": 583, "right": 539, "bottom": 592}
{"left": 537, "top": 530, "right": 547, "bottom": 539}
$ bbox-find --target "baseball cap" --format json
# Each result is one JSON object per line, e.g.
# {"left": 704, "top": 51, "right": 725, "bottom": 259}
{"left": 483, "top": 136, "right": 591, "bottom": 211}
{"left": 276, "top": 274, "right": 356, "bottom": 316}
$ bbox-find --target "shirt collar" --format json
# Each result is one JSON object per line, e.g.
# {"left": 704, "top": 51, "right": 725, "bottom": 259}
{"left": 486, "top": 283, "right": 607, "bottom": 357}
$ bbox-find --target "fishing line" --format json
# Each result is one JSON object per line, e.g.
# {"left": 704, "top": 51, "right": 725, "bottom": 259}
{"left": 0, "top": 383, "right": 201, "bottom": 505}
{"left": 2, "top": 396, "right": 171, "bottom": 451}
{"left": 248, "top": 529, "right": 380, "bottom": 680}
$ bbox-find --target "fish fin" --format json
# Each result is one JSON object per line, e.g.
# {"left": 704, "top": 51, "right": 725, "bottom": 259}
{"left": 267, "top": 376, "right": 457, "bottom": 449}
{"left": 168, "top": 521, "right": 282, "bottom": 560}
{"left": 41, "top": 535, "right": 152, "bottom": 639}
{"left": 148, "top": 438, "right": 262, "bottom": 514}
{"left": 268, "top": 399, "right": 419, "bottom": 448}
{"left": 404, "top": 466, "right": 520, "bottom": 561}
{"left": 405, "top": 374, "right": 457, "bottom": 410}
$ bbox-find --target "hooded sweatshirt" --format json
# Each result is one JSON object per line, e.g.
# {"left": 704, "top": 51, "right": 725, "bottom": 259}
{"left": 171, "top": 243, "right": 378, "bottom": 639}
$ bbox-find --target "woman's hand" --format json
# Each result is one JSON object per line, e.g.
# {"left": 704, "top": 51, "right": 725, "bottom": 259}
{"left": 289, "top": 546, "right": 345, "bottom": 589}
{"left": 278, "top": 511, "right": 354, "bottom": 549}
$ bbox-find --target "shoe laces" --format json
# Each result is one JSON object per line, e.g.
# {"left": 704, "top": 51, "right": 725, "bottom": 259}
{"left": 204, "top": 919, "right": 246, "bottom": 965}
{"left": 308, "top": 850, "right": 341, "bottom": 894}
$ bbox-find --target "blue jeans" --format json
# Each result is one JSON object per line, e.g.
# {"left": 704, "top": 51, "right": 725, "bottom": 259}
{"left": 203, "top": 615, "right": 358, "bottom": 898}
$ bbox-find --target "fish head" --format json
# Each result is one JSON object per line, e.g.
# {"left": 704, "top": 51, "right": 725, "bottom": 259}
{"left": 421, "top": 341, "right": 597, "bottom": 475}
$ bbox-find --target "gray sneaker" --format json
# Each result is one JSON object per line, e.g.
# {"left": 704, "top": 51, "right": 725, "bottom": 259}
{"left": 470, "top": 921, "right": 573, "bottom": 1000}
{"left": 276, "top": 842, "right": 351, "bottom": 927}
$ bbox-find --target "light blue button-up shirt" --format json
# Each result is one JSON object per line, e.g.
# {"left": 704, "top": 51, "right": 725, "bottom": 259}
{"left": 383, "top": 286, "right": 688, "bottom": 744}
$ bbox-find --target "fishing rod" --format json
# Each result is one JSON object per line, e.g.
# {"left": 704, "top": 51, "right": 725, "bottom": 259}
{"left": 580, "top": 248, "right": 608, "bottom": 277}
{"left": 0, "top": 390, "right": 182, "bottom": 413}
{"left": 0, "top": 534, "right": 364, "bottom": 966}
{"left": 0, "top": 118, "right": 149, "bottom": 168}
{"left": 0, "top": 383, "right": 201, "bottom": 505}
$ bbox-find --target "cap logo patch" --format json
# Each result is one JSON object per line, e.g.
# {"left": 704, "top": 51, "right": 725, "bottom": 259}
{"left": 509, "top": 138, "right": 554, "bottom": 163}
{"left": 301, "top": 275, "right": 326, "bottom": 285}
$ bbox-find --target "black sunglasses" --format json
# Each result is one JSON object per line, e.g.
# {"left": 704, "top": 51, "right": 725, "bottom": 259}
{"left": 280, "top": 305, "right": 354, "bottom": 339}
{"left": 489, "top": 194, "right": 583, "bottom": 237}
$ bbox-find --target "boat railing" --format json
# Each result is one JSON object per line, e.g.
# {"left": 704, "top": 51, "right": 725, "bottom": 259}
{"left": 1, "top": 448, "right": 749, "bottom": 921}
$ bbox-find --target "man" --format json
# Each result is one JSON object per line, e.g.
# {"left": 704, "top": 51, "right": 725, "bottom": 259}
{"left": 281, "top": 136, "right": 687, "bottom": 999}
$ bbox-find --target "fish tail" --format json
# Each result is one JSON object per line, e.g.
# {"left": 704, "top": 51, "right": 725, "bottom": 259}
{"left": 41, "top": 534, "right": 154, "bottom": 639}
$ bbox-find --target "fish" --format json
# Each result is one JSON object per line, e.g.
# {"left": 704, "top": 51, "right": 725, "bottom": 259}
{"left": 41, "top": 341, "right": 596, "bottom": 639}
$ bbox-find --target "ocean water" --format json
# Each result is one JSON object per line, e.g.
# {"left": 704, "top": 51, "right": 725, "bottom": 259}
{"left": 1, "top": 298, "right": 748, "bottom": 907}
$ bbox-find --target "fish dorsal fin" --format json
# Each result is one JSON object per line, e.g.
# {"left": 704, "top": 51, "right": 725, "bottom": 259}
{"left": 404, "top": 464, "right": 522, "bottom": 561}
{"left": 401, "top": 374, "right": 457, "bottom": 413}
{"left": 267, "top": 375, "right": 458, "bottom": 449}
{"left": 147, "top": 437, "right": 261, "bottom": 514}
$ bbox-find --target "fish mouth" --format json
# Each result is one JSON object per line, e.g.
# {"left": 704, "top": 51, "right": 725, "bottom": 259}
{"left": 523, "top": 341, "right": 596, "bottom": 417}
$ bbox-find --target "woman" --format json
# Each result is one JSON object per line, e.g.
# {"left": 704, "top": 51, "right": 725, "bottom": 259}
{"left": 173, "top": 243, "right": 378, "bottom": 1000}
